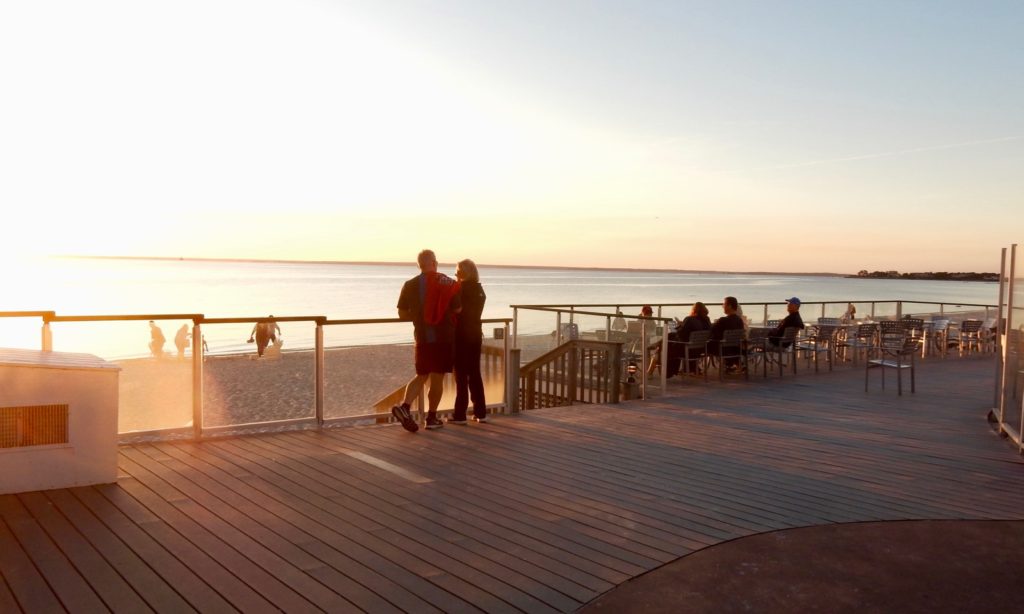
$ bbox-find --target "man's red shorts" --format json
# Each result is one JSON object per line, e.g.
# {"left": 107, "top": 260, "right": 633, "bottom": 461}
{"left": 415, "top": 342, "right": 454, "bottom": 375}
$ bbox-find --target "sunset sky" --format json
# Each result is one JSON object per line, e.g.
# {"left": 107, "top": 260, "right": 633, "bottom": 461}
{"left": 3, "top": 0, "right": 1021, "bottom": 273}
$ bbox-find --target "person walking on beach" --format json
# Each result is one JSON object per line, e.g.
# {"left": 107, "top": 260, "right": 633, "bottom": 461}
{"left": 148, "top": 321, "right": 166, "bottom": 358}
{"left": 174, "top": 324, "right": 190, "bottom": 360}
{"left": 768, "top": 297, "right": 805, "bottom": 347}
{"left": 248, "top": 315, "right": 281, "bottom": 358}
{"left": 392, "top": 249, "right": 462, "bottom": 432}
{"left": 450, "top": 258, "right": 487, "bottom": 424}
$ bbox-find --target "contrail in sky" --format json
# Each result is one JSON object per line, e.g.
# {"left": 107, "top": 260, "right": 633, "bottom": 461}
{"left": 772, "top": 135, "right": 1022, "bottom": 169}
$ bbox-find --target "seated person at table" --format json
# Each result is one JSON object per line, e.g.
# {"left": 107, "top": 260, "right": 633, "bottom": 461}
{"left": 668, "top": 302, "right": 712, "bottom": 377}
{"left": 768, "top": 297, "right": 805, "bottom": 347}
{"left": 709, "top": 296, "right": 746, "bottom": 368}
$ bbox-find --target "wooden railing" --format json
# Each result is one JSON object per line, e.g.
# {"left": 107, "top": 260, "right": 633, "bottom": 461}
{"left": 519, "top": 339, "right": 622, "bottom": 410}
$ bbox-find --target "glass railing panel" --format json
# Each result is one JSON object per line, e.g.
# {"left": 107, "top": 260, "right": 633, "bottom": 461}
{"left": 321, "top": 324, "right": 417, "bottom": 422}
{"left": 201, "top": 321, "right": 315, "bottom": 429}
{"left": 48, "top": 319, "right": 195, "bottom": 434}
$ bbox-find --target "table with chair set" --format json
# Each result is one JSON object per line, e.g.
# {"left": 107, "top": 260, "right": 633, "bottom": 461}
{"left": 643, "top": 315, "right": 994, "bottom": 393}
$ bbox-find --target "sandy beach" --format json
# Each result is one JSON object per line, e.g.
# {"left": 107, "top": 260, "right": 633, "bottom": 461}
{"left": 115, "top": 340, "right": 513, "bottom": 434}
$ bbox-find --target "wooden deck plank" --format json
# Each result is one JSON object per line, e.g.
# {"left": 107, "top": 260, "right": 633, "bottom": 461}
{"left": 268, "top": 427, "right": 652, "bottom": 576}
{"left": 0, "top": 494, "right": 107, "bottom": 612}
{"left": 0, "top": 561, "right": 21, "bottom": 614}
{"left": 120, "top": 445, "right": 388, "bottom": 613}
{"left": 150, "top": 441, "right": 465, "bottom": 614}
{"left": 194, "top": 436, "right": 527, "bottom": 614}
{"left": 92, "top": 483, "right": 277, "bottom": 612}
{"left": 42, "top": 489, "right": 196, "bottom": 614}
{"left": 3, "top": 356, "right": 1024, "bottom": 613}
{"left": 321, "top": 428, "right": 668, "bottom": 569}
{"left": 68, "top": 486, "right": 236, "bottom": 613}
{"left": 0, "top": 514, "right": 64, "bottom": 613}
{"left": 116, "top": 453, "right": 349, "bottom": 613}
{"left": 351, "top": 426, "right": 723, "bottom": 552}
{"left": 269, "top": 430, "right": 622, "bottom": 595}
{"left": 214, "top": 436, "right": 566, "bottom": 613}
{"left": 17, "top": 491, "right": 153, "bottom": 613}
{"left": 263, "top": 431, "right": 613, "bottom": 602}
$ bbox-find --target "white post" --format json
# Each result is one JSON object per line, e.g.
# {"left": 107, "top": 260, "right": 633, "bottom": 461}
{"left": 315, "top": 322, "right": 325, "bottom": 426}
{"left": 191, "top": 322, "right": 203, "bottom": 440}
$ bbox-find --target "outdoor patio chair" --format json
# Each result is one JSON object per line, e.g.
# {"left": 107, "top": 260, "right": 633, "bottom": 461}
{"left": 796, "top": 324, "right": 837, "bottom": 373}
{"left": 838, "top": 322, "right": 878, "bottom": 365}
{"left": 865, "top": 336, "right": 918, "bottom": 395}
{"left": 817, "top": 317, "right": 841, "bottom": 326}
{"left": 955, "top": 319, "right": 985, "bottom": 356}
{"left": 709, "top": 327, "right": 747, "bottom": 381}
{"left": 930, "top": 319, "right": 951, "bottom": 357}
{"left": 744, "top": 327, "right": 769, "bottom": 375}
{"left": 676, "top": 329, "right": 711, "bottom": 380}
{"left": 763, "top": 327, "right": 800, "bottom": 377}
{"left": 901, "top": 318, "right": 926, "bottom": 357}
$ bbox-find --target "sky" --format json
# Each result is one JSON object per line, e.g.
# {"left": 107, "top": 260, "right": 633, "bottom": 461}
{"left": 2, "top": 0, "right": 1021, "bottom": 273}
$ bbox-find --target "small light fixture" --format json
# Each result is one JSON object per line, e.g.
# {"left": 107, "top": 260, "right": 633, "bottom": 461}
{"left": 626, "top": 361, "right": 638, "bottom": 384}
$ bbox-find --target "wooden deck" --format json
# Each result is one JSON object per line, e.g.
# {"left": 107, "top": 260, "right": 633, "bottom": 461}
{"left": 3, "top": 355, "right": 1023, "bottom": 613}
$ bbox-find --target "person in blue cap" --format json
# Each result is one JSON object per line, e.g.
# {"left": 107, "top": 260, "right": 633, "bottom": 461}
{"left": 768, "top": 297, "right": 805, "bottom": 347}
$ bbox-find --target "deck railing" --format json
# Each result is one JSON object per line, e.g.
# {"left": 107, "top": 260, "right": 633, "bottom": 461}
{"left": 518, "top": 339, "right": 622, "bottom": 410}
{"left": 0, "top": 311, "right": 513, "bottom": 441}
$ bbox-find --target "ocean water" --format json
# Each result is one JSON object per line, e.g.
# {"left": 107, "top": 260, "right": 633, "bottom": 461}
{"left": 4, "top": 257, "right": 999, "bottom": 359}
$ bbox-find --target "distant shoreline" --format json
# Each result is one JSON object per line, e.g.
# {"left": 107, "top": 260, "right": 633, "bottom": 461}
{"left": 58, "top": 254, "right": 849, "bottom": 278}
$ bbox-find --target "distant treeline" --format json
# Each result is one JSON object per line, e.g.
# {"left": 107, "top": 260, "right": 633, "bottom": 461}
{"left": 853, "top": 270, "right": 999, "bottom": 282}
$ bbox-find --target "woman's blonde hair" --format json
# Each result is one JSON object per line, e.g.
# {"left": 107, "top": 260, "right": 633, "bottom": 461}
{"left": 457, "top": 258, "right": 479, "bottom": 282}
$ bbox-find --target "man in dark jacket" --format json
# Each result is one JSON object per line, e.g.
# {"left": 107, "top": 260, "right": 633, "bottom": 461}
{"left": 709, "top": 296, "right": 745, "bottom": 368}
{"left": 769, "top": 297, "right": 805, "bottom": 347}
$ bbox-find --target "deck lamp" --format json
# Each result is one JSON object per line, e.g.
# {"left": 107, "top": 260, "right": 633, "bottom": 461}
{"left": 626, "top": 360, "right": 638, "bottom": 384}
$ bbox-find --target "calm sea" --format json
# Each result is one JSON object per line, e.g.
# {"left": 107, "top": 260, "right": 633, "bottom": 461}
{"left": 4, "top": 257, "right": 999, "bottom": 359}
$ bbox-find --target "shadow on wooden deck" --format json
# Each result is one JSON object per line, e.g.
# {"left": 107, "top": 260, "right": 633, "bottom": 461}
{"left": 2, "top": 355, "right": 1022, "bottom": 612}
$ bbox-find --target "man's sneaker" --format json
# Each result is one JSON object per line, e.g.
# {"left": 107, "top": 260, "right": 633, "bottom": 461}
{"left": 473, "top": 415, "right": 489, "bottom": 423}
{"left": 425, "top": 415, "right": 444, "bottom": 430}
{"left": 391, "top": 405, "right": 418, "bottom": 433}
{"left": 448, "top": 416, "right": 468, "bottom": 425}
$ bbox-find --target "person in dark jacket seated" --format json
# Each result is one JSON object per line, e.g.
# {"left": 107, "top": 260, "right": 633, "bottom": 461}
{"left": 709, "top": 296, "right": 746, "bottom": 368}
{"left": 667, "top": 302, "right": 712, "bottom": 377}
{"left": 768, "top": 297, "right": 805, "bottom": 346}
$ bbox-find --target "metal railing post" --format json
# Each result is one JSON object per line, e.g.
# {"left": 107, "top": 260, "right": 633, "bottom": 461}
{"left": 315, "top": 320, "right": 325, "bottom": 426}
{"left": 42, "top": 321, "right": 52, "bottom": 352}
{"left": 192, "top": 321, "right": 203, "bottom": 440}
{"left": 555, "top": 311, "right": 563, "bottom": 346}
{"left": 502, "top": 322, "right": 510, "bottom": 413}
{"left": 512, "top": 307, "right": 518, "bottom": 347}
{"left": 994, "top": 247, "right": 1007, "bottom": 418}
{"left": 508, "top": 348, "right": 521, "bottom": 413}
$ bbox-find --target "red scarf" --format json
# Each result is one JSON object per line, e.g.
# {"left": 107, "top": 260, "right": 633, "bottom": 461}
{"left": 424, "top": 272, "right": 460, "bottom": 326}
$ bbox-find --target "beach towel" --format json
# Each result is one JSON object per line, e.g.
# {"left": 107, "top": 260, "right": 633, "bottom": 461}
{"left": 424, "top": 272, "right": 460, "bottom": 326}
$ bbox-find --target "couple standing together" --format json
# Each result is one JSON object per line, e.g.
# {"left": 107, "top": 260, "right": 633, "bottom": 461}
{"left": 391, "top": 249, "right": 488, "bottom": 432}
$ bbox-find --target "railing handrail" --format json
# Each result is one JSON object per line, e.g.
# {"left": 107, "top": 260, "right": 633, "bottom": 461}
{"left": 322, "top": 317, "right": 513, "bottom": 326}
{"left": 520, "top": 339, "right": 622, "bottom": 375}
{"left": 0, "top": 311, "right": 56, "bottom": 318}
{"left": 47, "top": 313, "right": 205, "bottom": 323}
{"left": 511, "top": 300, "right": 997, "bottom": 310}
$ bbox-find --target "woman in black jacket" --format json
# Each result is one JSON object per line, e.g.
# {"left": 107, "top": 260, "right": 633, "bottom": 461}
{"left": 451, "top": 259, "right": 488, "bottom": 424}
{"left": 669, "top": 302, "right": 712, "bottom": 376}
